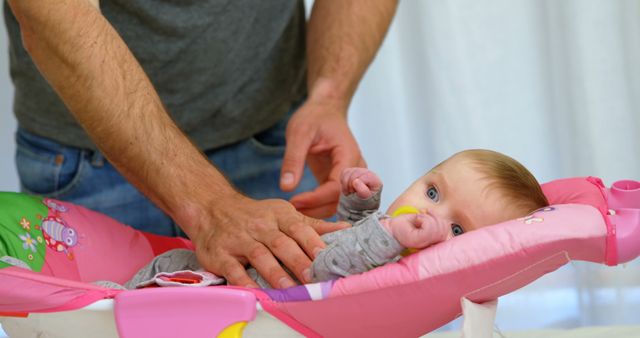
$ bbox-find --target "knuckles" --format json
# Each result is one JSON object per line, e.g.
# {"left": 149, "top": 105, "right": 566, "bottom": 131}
{"left": 269, "top": 233, "right": 292, "bottom": 251}
{"left": 248, "top": 244, "right": 271, "bottom": 261}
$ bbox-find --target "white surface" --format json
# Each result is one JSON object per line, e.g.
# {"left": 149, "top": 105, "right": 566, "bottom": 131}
{"left": 461, "top": 298, "right": 497, "bottom": 338}
{"left": 426, "top": 325, "right": 640, "bottom": 338}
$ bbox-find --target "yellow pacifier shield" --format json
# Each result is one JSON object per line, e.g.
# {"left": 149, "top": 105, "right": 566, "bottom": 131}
{"left": 391, "top": 205, "right": 420, "bottom": 217}
{"left": 390, "top": 205, "right": 420, "bottom": 256}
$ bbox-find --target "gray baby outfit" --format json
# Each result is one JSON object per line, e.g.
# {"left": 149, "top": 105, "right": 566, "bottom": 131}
{"left": 122, "top": 190, "right": 405, "bottom": 289}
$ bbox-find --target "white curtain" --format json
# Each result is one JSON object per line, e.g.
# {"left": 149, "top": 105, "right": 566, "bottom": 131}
{"left": 346, "top": 0, "right": 640, "bottom": 332}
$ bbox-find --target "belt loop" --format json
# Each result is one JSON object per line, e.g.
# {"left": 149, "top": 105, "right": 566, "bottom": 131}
{"left": 89, "top": 150, "right": 105, "bottom": 167}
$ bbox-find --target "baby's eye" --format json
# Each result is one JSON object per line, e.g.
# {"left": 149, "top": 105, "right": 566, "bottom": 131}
{"left": 451, "top": 224, "right": 464, "bottom": 236}
{"left": 426, "top": 186, "right": 439, "bottom": 202}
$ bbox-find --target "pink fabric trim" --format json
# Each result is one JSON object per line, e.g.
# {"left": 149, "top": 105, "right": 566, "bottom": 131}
{"left": 463, "top": 251, "right": 570, "bottom": 302}
{"left": 586, "top": 176, "right": 618, "bottom": 265}
{"left": 43, "top": 289, "right": 120, "bottom": 313}
{"left": 0, "top": 267, "right": 121, "bottom": 313}
{"left": 241, "top": 287, "right": 321, "bottom": 338}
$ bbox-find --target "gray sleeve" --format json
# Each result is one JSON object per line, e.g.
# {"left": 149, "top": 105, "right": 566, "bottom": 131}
{"left": 124, "top": 249, "right": 203, "bottom": 289}
{"left": 311, "top": 213, "right": 405, "bottom": 282}
{"left": 337, "top": 188, "right": 382, "bottom": 223}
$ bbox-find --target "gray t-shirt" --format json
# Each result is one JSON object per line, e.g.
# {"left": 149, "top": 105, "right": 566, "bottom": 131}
{"left": 4, "top": 0, "right": 307, "bottom": 150}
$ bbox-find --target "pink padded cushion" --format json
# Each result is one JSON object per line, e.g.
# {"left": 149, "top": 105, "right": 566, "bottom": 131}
{"left": 268, "top": 204, "right": 608, "bottom": 338}
{"left": 542, "top": 176, "right": 617, "bottom": 265}
{"left": 542, "top": 176, "right": 608, "bottom": 211}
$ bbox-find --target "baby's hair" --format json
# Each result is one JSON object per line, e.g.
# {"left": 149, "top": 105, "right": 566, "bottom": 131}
{"left": 455, "top": 149, "right": 549, "bottom": 215}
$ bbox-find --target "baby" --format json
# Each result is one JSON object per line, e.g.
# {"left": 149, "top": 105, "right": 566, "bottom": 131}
{"left": 304, "top": 148, "right": 549, "bottom": 282}
{"left": 125, "top": 149, "right": 548, "bottom": 288}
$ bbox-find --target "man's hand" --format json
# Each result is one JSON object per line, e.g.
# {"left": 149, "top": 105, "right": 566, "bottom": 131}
{"left": 340, "top": 167, "right": 382, "bottom": 199}
{"left": 281, "top": 0, "right": 397, "bottom": 218}
{"left": 189, "top": 194, "right": 349, "bottom": 288}
{"left": 383, "top": 213, "right": 450, "bottom": 249}
{"left": 280, "top": 92, "right": 366, "bottom": 218}
{"left": 6, "top": 0, "right": 353, "bottom": 290}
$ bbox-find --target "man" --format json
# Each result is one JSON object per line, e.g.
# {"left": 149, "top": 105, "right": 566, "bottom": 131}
{"left": 4, "top": 0, "right": 397, "bottom": 288}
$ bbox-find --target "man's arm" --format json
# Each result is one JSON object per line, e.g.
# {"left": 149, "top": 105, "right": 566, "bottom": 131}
{"left": 7, "top": 0, "right": 346, "bottom": 288}
{"left": 281, "top": 0, "right": 398, "bottom": 218}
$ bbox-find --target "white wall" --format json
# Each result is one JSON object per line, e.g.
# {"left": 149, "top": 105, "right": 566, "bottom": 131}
{"left": 0, "top": 7, "right": 18, "bottom": 192}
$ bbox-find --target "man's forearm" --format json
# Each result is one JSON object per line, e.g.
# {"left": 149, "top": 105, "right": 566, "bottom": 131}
{"left": 306, "top": 0, "right": 398, "bottom": 109}
{"left": 8, "top": 0, "right": 235, "bottom": 234}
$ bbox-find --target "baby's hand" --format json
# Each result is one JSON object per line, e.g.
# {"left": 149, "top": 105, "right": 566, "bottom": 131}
{"left": 384, "top": 213, "right": 449, "bottom": 249}
{"left": 340, "top": 167, "right": 382, "bottom": 199}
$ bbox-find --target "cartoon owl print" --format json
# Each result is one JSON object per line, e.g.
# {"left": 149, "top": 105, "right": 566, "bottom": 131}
{"left": 41, "top": 199, "right": 78, "bottom": 259}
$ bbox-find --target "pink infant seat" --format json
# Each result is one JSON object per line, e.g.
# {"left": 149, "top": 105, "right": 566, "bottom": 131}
{"left": 0, "top": 176, "right": 639, "bottom": 338}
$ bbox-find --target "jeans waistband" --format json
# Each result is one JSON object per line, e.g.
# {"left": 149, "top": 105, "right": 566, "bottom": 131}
{"left": 16, "top": 127, "right": 106, "bottom": 167}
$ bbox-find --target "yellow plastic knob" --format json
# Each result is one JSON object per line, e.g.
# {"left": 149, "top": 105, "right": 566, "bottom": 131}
{"left": 217, "top": 322, "right": 248, "bottom": 338}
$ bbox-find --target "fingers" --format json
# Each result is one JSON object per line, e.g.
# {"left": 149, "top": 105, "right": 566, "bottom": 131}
{"left": 358, "top": 171, "right": 382, "bottom": 193}
{"left": 340, "top": 167, "right": 363, "bottom": 194}
{"left": 343, "top": 167, "right": 363, "bottom": 194}
{"left": 390, "top": 213, "right": 416, "bottom": 229}
{"left": 290, "top": 180, "right": 340, "bottom": 210}
{"left": 339, "top": 167, "right": 381, "bottom": 198}
{"left": 295, "top": 202, "right": 338, "bottom": 219}
{"left": 278, "top": 218, "right": 325, "bottom": 257}
{"left": 306, "top": 218, "right": 351, "bottom": 235}
{"left": 353, "top": 178, "right": 372, "bottom": 199}
{"left": 340, "top": 168, "right": 355, "bottom": 195}
{"left": 208, "top": 255, "right": 259, "bottom": 288}
{"left": 266, "top": 214, "right": 344, "bottom": 284}
{"left": 247, "top": 239, "right": 302, "bottom": 288}
{"left": 280, "top": 129, "right": 314, "bottom": 192}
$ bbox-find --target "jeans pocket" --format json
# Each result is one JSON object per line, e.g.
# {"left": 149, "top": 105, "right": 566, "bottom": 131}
{"left": 248, "top": 116, "right": 288, "bottom": 156}
{"left": 15, "top": 129, "right": 85, "bottom": 197}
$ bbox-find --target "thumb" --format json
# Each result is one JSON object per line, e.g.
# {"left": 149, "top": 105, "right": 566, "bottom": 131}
{"left": 281, "top": 130, "right": 314, "bottom": 192}
{"left": 306, "top": 217, "right": 351, "bottom": 235}
{"left": 394, "top": 213, "right": 420, "bottom": 226}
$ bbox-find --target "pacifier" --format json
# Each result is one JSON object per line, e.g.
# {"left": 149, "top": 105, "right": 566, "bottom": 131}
{"left": 391, "top": 205, "right": 422, "bottom": 256}
{"left": 391, "top": 205, "right": 421, "bottom": 217}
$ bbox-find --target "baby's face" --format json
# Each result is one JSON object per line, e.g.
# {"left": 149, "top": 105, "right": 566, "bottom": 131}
{"left": 386, "top": 154, "right": 516, "bottom": 238}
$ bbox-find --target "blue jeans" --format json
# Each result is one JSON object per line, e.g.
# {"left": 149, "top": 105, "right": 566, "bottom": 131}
{"left": 14, "top": 113, "right": 317, "bottom": 237}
